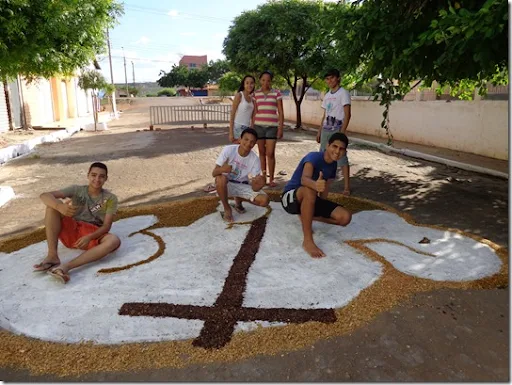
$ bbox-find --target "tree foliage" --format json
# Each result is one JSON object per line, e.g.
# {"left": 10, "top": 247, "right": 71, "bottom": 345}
{"left": 218, "top": 72, "right": 242, "bottom": 93}
{"left": 157, "top": 60, "right": 230, "bottom": 89}
{"left": 0, "top": 0, "right": 123, "bottom": 81}
{"left": 157, "top": 88, "right": 177, "bottom": 97}
{"left": 157, "top": 64, "right": 209, "bottom": 88}
{"left": 223, "top": 0, "right": 327, "bottom": 127}
{"left": 223, "top": 0, "right": 507, "bottom": 137}
{"left": 207, "top": 59, "right": 230, "bottom": 83}
{"left": 324, "top": 0, "right": 508, "bottom": 141}
{"left": 78, "top": 70, "right": 109, "bottom": 130}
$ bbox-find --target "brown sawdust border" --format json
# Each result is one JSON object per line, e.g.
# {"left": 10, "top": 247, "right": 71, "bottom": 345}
{"left": 0, "top": 191, "right": 508, "bottom": 378}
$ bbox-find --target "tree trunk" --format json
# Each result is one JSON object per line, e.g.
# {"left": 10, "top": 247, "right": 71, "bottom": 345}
{"left": 295, "top": 99, "right": 302, "bottom": 128}
{"left": 92, "top": 93, "right": 98, "bottom": 131}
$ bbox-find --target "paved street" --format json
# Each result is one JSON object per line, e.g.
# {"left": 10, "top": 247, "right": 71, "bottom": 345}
{"left": 0, "top": 99, "right": 508, "bottom": 381}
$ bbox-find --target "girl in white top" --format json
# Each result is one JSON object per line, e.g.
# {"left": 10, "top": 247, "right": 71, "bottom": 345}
{"left": 229, "top": 75, "right": 256, "bottom": 143}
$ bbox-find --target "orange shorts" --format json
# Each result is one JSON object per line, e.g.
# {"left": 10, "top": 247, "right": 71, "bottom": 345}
{"left": 59, "top": 216, "right": 101, "bottom": 250}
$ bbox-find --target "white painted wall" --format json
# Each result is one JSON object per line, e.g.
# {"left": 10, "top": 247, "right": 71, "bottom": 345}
{"left": 283, "top": 98, "right": 508, "bottom": 160}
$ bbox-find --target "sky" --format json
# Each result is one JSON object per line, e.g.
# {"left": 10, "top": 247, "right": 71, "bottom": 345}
{"left": 98, "top": 0, "right": 268, "bottom": 84}
{"left": 99, "top": 0, "right": 339, "bottom": 84}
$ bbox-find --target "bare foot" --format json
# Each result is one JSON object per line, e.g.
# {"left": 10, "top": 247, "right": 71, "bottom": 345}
{"left": 343, "top": 189, "right": 351, "bottom": 196}
{"left": 221, "top": 207, "right": 234, "bottom": 223}
{"left": 303, "top": 240, "right": 326, "bottom": 258}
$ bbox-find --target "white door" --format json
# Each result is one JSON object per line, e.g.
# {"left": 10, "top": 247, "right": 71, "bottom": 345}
{"left": 75, "top": 78, "right": 89, "bottom": 117}
{"left": 7, "top": 79, "right": 22, "bottom": 128}
{"left": 0, "top": 82, "right": 9, "bottom": 132}
{"left": 60, "top": 81, "right": 68, "bottom": 119}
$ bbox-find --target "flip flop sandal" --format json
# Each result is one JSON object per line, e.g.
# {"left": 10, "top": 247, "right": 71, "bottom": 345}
{"left": 203, "top": 184, "right": 216, "bottom": 193}
{"left": 231, "top": 204, "right": 246, "bottom": 214}
{"left": 278, "top": 170, "right": 287, "bottom": 176}
{"left": 48, "top": 268, "right": 70, "bottom": 284}
{"left": 267, "top": 181, "right": 278, "bottom": 188}
{"left": 33, "top": 261, "right": 60, "bottom": 273}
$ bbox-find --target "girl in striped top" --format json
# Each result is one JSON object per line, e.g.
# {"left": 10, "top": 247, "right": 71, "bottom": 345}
{"left": 253, "top": 71, "right": 284, "bottom": 187}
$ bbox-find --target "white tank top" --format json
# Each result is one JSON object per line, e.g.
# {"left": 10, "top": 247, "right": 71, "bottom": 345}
{"left": 234, "top": 91, "right": 254, "bottom": 127}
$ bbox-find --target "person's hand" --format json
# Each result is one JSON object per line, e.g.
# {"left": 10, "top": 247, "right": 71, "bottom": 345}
{"left": 277, "top": 128, "right": 283, "bottom": 140}
{"left": 74, "top": 235, "right": 92, "bottom": 250}
{"left": 229, "top": 132, "right": 235, "bottom": 143}
{"left": 220, "top": 160, "right": 232, "bottom": 174}
{"left": 57, "top": 201, "right": 77, "bottom": 217}
{"left": 316, "top": 131, "right": 321, "bottom": 144}
{"left": 250, "top": 174, "right": 266, "bottom": 191}
{"left": 315, "top": 171, "right": 326, "bottom": 193}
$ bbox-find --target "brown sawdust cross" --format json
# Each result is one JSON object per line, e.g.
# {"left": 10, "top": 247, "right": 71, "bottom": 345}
{"left": 119, "top": 215, "right": 337, "bottom": 349}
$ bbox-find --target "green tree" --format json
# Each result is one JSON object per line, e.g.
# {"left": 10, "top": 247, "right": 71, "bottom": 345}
{"left": 324, "top": 0, "right": 508, "bottom": 142}
{"left": 128, "top": 86, "right": 139, "bottom": 96}
{"left": 157, "top": 88, "right": 177, "bottom": 97}
{"left": 103, "top": 83, "right": 116, "bottom": 115}
{"left": 218, "top": 72, "right": 242, "bottom": 93}
{"left": 78, "top": 70, "right": 108, "bottom": 131}
{"left": 157, "top": 65, "right": 187, "bottom": 88}
{"left": 157, "top": 64, "right": 209, "bottom": 89}
{"left": 207, "top": 59, "right": 230, "bottom": 83}
{"left": 0, "top": 0, "right": 123, "bottom": 81}
{"left": 223, "top": 0, "right": 326, "bottom": 128}
{"left": 188, "top": 65, "right": 210, "bottom": 88}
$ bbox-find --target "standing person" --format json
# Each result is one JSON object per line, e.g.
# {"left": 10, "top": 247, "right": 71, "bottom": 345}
{"left": 213, "top": 128, "right": 269, "bottom": 223}
{"left": 253, "top": 70, "right": 284, "bottom": 188}
{"left": 281, "top": 133, "right": 352, "bottom": 258}
{"left": 317, "top": 69, "right": 352, "bottom": 195}
{"left": 228, "top": 75, "right": 256, "bottom": 143}
{"left": 33, "top": 162, "right": 121, "bottom": 284}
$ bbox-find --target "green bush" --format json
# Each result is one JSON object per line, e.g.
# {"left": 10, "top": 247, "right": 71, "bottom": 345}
{"left": 157, "top": 88, "right": 177, "bottom": 97}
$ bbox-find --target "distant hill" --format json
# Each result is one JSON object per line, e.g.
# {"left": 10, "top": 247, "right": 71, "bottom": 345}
{"left": 114, "top": 82, "right": 165, "bottom": 96}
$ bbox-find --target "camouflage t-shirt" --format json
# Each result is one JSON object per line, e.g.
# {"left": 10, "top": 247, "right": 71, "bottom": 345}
{"left": 59, "top": 185, "right": 118, "bottom": 226}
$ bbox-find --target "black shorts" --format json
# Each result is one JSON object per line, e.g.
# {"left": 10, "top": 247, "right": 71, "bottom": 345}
{"left": 280, "top": 188, "right": 341, "bottom": 218}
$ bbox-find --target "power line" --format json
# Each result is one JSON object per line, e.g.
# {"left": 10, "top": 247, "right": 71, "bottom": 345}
{"left": 123, "top": 4, "right": 232, "bottom": 23}
{"left": 110, "top": 43, "right": 183, "bottom": 54}
{"left": 101, "top": 55, "right": 177, "bottom": 64}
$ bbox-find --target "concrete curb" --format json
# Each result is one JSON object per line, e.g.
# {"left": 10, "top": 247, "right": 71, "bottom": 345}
{"left": 352, "top": 138, "right": 508, "bottom": 180}
{"left": 296, "top": 126, "right": 508, "bottom": 180}
{"left": 0, "top": 125, "right": 81, "bottom": 166}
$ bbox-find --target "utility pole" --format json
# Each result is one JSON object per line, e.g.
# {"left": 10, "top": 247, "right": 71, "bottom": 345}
{"left": 106, "top": 27, "right": 117, "bottom": 118}
{"left": 122, "top": 46, "right": 129, "bottom": 96}
{"left": 131, "top": 61, "right": 135, "bottom": 88}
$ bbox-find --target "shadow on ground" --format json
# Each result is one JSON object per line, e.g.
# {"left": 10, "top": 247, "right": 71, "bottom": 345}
{"left": 12, "top": 127, "right": 308, "bottom": 168}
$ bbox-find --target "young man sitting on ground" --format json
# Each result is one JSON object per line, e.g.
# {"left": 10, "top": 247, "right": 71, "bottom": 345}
{"left": 281, "top": 132, "right": 352, "bottom": 258}
{"left": 212, "top": 128, "right": 269, "bottom": 222}
{"left": 33, "top": 162, "right": 121, "bottom": 284}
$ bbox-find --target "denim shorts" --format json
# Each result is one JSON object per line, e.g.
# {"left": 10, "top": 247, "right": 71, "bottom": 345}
{"left": 233, "top": 123, "right": 249, "bottom": 140}
{"left": 254, "top": 125, "right": 278, "bottom": 140}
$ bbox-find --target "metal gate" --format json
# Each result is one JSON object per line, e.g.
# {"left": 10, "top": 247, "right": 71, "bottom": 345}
{"left": 149, "top": 104, "right": 231, "bottom": 126}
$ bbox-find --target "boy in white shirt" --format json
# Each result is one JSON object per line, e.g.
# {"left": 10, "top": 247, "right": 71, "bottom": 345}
{"left": 212, "top": 128, "right": 269, "bottom": 222}
{"left": 316, "top": 69, "right": 352, "bottom": 195}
